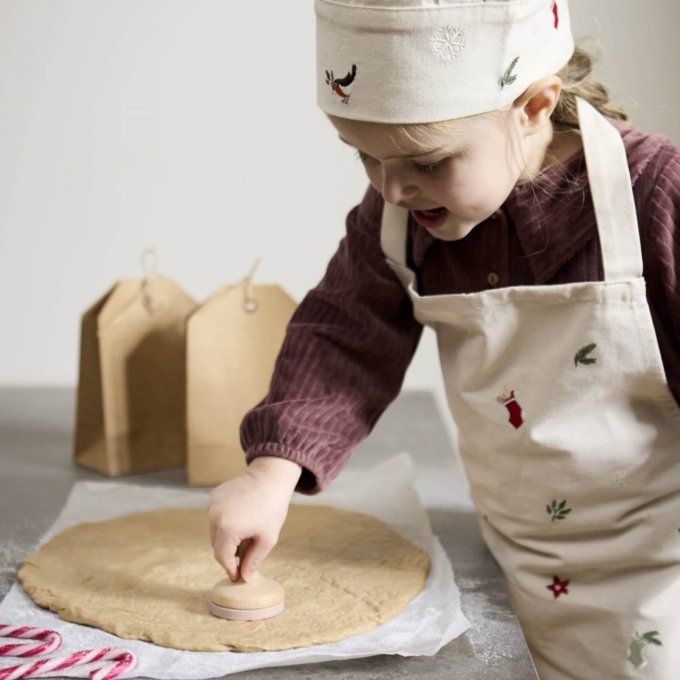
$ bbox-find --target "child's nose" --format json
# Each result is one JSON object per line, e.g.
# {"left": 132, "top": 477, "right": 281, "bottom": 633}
{"left": 380, "top": 170, "right": 418, "bottom": 206}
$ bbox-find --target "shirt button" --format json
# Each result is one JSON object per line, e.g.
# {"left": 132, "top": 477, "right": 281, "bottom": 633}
{"left": 487, "top": 272, "right": 500, "bottom": 286}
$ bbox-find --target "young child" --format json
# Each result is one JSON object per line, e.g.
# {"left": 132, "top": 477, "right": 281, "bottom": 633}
{"left": 208, "top": 1, "right": 680, "bottom": 676}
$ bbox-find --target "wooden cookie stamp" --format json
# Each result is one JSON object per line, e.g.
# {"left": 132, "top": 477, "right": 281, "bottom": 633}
{"left": 208, "top": 544, "right": 285, "bottom": 621}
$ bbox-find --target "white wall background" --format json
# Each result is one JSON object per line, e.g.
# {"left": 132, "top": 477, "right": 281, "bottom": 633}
{"left": 0, "top": 0, "right": 678, "bottom": 390}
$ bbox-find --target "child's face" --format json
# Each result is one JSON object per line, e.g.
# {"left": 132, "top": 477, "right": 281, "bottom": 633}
{"left": 328, "top": 109, "right": 532, "bottom": 241}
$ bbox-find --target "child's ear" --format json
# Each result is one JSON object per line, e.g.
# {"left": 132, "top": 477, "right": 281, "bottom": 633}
{"left": 513, "top": 76, "right": 562, "bottom": 134}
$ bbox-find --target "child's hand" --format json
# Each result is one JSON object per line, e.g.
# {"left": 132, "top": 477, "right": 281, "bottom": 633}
{"left": 208, "top": 456, "right": 302, "bottom": 582}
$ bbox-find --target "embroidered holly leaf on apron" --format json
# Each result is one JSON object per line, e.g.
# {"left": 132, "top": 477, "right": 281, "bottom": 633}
{"left": 574, "top": 343, "right": 597, "bottom": 366}
{"left": 546, "top": 499, "right": 572, "bottom": 521}
{"left": 628, "top": 630, "right": 663, "bottom": 668}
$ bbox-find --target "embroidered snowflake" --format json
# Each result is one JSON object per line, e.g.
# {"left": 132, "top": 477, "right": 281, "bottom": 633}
{"left": 431, "top": 26, "right": 466, "bottom": 62}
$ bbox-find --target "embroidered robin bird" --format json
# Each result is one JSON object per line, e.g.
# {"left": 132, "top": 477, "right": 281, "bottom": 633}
{"left": 325, "top": 64, "right": 357, "bottom": 103}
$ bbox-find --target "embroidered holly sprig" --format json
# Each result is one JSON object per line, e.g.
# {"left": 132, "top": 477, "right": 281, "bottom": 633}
{"left": 547, "top": 499, "right": 572, "bottom": 522}
{"left": 628, "top": 630, "right": 662, "bottom": 668}
{"left": 574, "top": 343, "right": 597, "bottom": 366}
{"left": 499, "top": 56, "right": 519, "bottom": 89}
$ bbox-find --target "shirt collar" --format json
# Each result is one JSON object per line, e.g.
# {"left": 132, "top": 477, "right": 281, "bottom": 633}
{"left": 410, "top": 117, "right": 651, "bottom": 284}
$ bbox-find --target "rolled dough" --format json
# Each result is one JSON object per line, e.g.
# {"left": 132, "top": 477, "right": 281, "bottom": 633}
{"left": 17, "top": 504, "right": 430, "bottom": 652}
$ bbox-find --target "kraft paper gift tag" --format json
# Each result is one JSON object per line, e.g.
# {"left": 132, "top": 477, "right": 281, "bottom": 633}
{"left": 186, "top": 260, "right": 297, "bottom": 486}
{"left": 74, "top": 249, "right": 198, "bottom": 477}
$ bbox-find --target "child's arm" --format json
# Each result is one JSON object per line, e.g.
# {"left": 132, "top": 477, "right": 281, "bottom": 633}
{"left": 637, "top": 139, "right": 680, "bottom": 406}
{"left": 239, "top": 183, "right": 423, "bottom": 494}
{"left": 209, "top": 184, "right": 423, "bottom": 579}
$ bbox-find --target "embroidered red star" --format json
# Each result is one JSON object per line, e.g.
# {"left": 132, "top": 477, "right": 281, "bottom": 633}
{"left": 547, "top": 575, "right": 569, "bottom": 599}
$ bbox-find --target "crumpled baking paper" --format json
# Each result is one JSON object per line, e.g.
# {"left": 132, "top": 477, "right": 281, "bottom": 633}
{"left": 0, "top": 452, "right": 470, "bottom": 678}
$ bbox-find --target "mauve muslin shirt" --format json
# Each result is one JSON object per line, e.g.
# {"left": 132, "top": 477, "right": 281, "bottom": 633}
{"left": 240, "top": 117, "right": 680, "bottom": 495}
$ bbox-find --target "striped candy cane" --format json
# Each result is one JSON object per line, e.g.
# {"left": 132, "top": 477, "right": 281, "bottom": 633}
{"left": 0, "top": 625, "right": 137, "bottom": 680}
{"left": 0, "top": 626, "right": 62, "bottom": 658}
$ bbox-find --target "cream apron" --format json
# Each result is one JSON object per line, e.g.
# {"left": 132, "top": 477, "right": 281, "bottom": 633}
{"left": 381, "top": 95, "right": 680, "bottom": 679}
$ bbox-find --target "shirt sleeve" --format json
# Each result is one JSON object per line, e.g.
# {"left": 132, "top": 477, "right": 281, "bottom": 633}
{"left": 638, "top": 139, "right": 680, "bottom": 406}
{"left": 239, "top": 184, "right": 424, "bottom": 495}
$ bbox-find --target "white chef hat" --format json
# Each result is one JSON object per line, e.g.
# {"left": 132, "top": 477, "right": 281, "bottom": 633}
{"left": 315, "top": 0, "right": 575, "bottom": 123}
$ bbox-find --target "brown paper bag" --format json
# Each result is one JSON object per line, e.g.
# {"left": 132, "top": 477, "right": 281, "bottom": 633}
{"left": 74, "top": 252, "right": 198, "bottom": 477}
{"left": 186, "top": 262, "right": 296, "bottom": 486}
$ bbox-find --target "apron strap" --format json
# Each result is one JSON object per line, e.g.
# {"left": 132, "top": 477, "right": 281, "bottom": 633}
{"left": 576, "top": 95, "right": 643, "bottom": 281}
{"left": 380, "top": 201, "right": 410, "bottom": 266}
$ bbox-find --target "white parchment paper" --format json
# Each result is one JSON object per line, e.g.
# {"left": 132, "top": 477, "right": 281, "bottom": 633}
{"left": 0, "top": 452, "right": 470, "bottom": 678}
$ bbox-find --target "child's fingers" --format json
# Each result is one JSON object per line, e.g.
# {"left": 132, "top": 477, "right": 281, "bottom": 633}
{"left": 239, "top": 534, "right": 277, "bottom": 582}
{"left": 213, "top": 531, "right": 240, "bottom": 581}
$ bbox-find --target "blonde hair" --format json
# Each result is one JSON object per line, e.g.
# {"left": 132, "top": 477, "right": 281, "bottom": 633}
{"left": 551, "top": 39, "right": 628, "bottom": 128}
{"left": 377, "top": 37, "right": 629, "bottom": 189}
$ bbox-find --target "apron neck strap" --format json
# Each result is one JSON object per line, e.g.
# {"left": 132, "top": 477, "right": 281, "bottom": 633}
{"left": 576, "top": 95, "right": 643, "bottom": 281}
{"left": 380, "top": 201, "right": 409, "bottom": 266}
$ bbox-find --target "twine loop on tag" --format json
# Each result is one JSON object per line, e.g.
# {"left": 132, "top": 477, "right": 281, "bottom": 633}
{"left": 96, "top": 247, "right": 165, "bottom": 334}
{"left": 240, "top": 257, "right": 261, "bottom": 313}
{"left": 140, "top": 247, "right": 163, "bottom": 315}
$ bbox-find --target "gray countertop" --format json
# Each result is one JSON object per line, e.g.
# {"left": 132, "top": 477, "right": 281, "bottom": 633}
{"left": 0, "top": 386, "right": 538, "bottom": 679}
